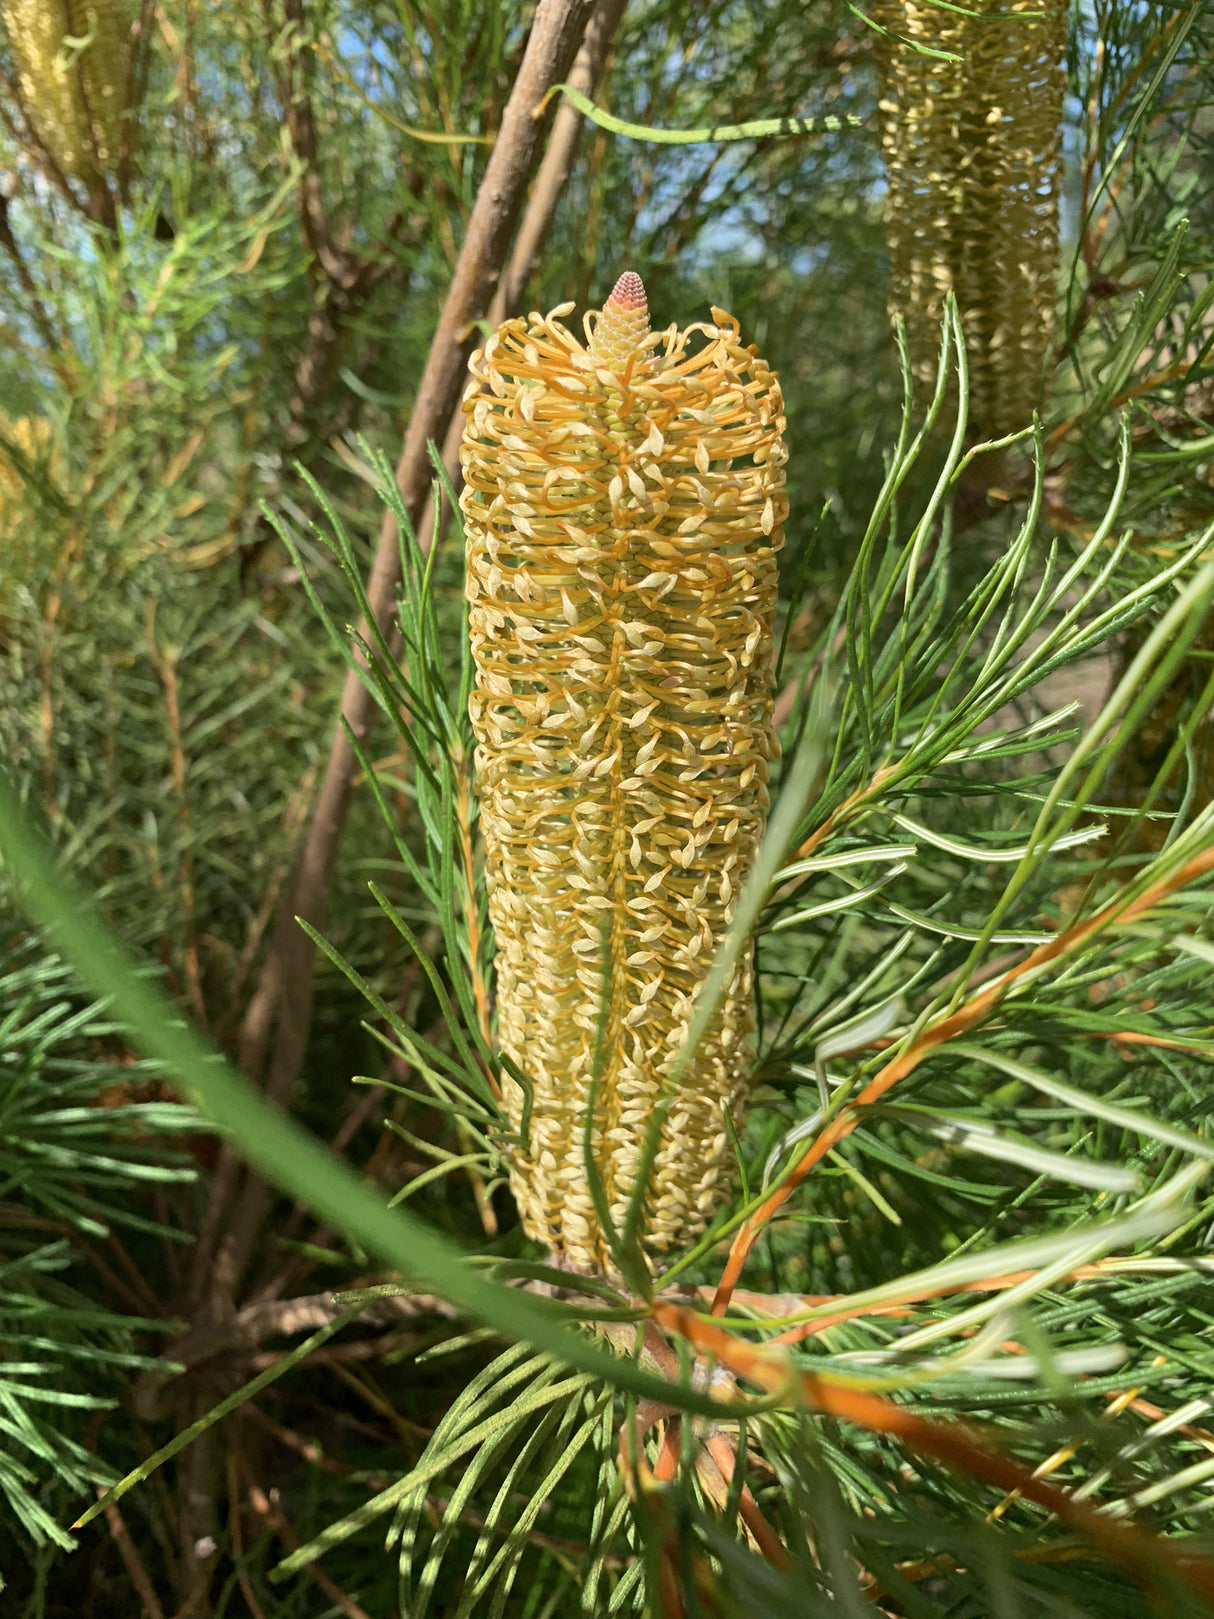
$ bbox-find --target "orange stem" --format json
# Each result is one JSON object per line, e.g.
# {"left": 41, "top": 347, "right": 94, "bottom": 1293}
{"left": 652, "top": 1302, "right": 1214, "bottom": 1604}
{"left": 713, "top": 840, "right": 1214, "bottom": 1315}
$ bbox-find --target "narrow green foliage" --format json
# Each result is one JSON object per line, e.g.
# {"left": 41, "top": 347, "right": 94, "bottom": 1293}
{"left": 0, "top": 934, "right": 194, "bottom": 1550}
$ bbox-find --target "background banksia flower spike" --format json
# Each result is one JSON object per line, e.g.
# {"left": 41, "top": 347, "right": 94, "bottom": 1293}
{"left": 873, "top": 0, "right": 1068, "bottom": 438}
{"left": 460, "top": 271, "right": 788, "bottom": 1275}
{"left": 2, "top": 0, "right": 137, "bottom": 187}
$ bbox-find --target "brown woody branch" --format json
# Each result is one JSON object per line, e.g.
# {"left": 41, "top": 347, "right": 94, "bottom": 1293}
{"left": 0, "top": 189, "right": 62, "bottom": 358}
{"left": 133, "top": 1287, "right": 459, "bottom": 1421}
{"left": 192, "top": 0, "right": 600, "bottom": 1319}
{"left": 413, "top": 0, "right": 627, "bottom": 550}
{"left": 239, "top": 2, "right": 436, "bottom": 579}
{"left": 0, "top": 58, "right": 91, "bottom": 217}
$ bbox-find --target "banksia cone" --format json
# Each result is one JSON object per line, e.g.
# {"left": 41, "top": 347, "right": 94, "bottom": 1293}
{"left": 873, "top": 0, "right": 1068, "bottom": 437}
{"left": 3, "top": 0, "right": 135, "bottom": 182}
{"left": 460, "top": 272, "right": 787, "bottom": 1273}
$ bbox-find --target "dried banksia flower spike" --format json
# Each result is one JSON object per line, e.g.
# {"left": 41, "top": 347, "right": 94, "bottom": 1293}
{"left": 461, "top": 271, "right": 788, "bottom": 1274}
{"left": 873, "top": 0, "right": 1068, "bottom": 437}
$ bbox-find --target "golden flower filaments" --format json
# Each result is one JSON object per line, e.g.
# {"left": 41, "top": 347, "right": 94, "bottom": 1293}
{"left": 874, "top": 0, "right": 1068, "bottom": 437}
{"left": 460, "top": 272, "right": 787, "bottom": 1273}
{"left": 3, "top": 0, "right": 135, "bottom": 182}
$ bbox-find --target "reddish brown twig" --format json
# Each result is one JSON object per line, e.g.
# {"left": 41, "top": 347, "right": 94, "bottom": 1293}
{"left": 100, "top": 1486, "right": 168, "bottom": 1619}
{"left": 1045, "top": 359, "right": 1194, "bottom": 456}
{"left": 146, "top": 604, "right": 206, "bottom": 1031}
{"left": 616, "top": 1344, "right": 790, "bottom": 1572}
{"left": 701, "top": 1428, "right": 790, "bottom": 1570}
{"left": 245, "top": 1470, "right": 374, "bottom": 1619}
{"left": 225, "top": 1446, "right": 270, "bottom": 1619}
{"left": 651, "top": 1302, "right": 1214, "bottom": 1605}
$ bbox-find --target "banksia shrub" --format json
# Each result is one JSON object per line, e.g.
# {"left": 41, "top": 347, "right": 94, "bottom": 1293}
{"left": 2, "top": 0, "right": 135, "bottom": 182}
{"left": 460, "top": 272, "right": 787, "bottom": 1274}
{"left": 873, "top": 0, "right": 1068, "bottom": 436}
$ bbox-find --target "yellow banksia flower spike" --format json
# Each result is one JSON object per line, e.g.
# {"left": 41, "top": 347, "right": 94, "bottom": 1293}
{"left": 873, "top": 0, "right": 1068, "bottom": 437}
{"left": 460, "top": 271, "right": 788, "bottom": 1274}
{"left": 3, "top": 0, "right": 135, "bottom": 182}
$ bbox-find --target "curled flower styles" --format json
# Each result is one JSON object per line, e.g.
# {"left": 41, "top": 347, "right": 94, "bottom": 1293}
{"left": 460, "top": 271, "right": 787, "bottom": 1273}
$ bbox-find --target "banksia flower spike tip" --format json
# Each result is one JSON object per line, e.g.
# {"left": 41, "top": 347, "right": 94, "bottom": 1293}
{"left": 874, "top": 0, "right": 1068, "bottom": 438}
{"left": 461, "top": 272, "right": 788, "bottom": 1275}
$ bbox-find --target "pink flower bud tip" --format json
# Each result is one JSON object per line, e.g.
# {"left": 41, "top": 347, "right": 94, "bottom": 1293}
{"left": 588, "top": 271, "right": 651, "bottom": 366}
{"left": 606, "top": 270, "right": 647, "bottom": 312}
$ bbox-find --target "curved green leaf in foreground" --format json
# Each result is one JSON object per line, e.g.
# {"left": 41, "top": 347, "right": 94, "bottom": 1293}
{"left": 536, "top": 82, "right": 867, "bottom": 142}
{"left": 0, "top": 776, "right": 744, "bottom": 1456}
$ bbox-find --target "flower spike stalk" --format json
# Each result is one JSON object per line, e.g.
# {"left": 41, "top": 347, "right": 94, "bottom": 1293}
{"left": 460, "top": 272, "right": 787, "bottom": 1273}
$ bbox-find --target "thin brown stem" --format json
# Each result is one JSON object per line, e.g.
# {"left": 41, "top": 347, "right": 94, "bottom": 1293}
{"left": 0, "top": 59, "right": 89, "bottom": 217}
{"left": 224, "top": 1445, "right": 269, "bottom": 1619}
{"left": 198, "top": 0, "right": 599, "bottom": 1319}
{"left": 99, "top": 1229, "right": 169, "bottom": 1317}
{"left": 0, "top": 192, "right": 63, "bottom": 359}
{"left": 372, "top": 0, "right": 627, "bottom": 560}
{"left": 100, "top": 1488, "right": 168, "bottom": 1619}
{"left": 247, "top": 1328, "right": 421, "bottom": 1370}
{"left": 214, "top": 764, "right": 317, "bottom": 1042}
{"left": 491, "top": 0, "right": 628, "bottom": 325}
{"left": 147, "top": 608, "right": 207, "bottom": 1031}
{"left": 35, "top": 530, "right": 85, "bottom": 832}
{"left": 133, "top": 1287, "right": 458, "bottom": 1422}
{"left": 244, "top": 1467, "right": 375, "bottom": 1619}
{"left": 702, "top": 1429, "right": 790, "bottom": 1570}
